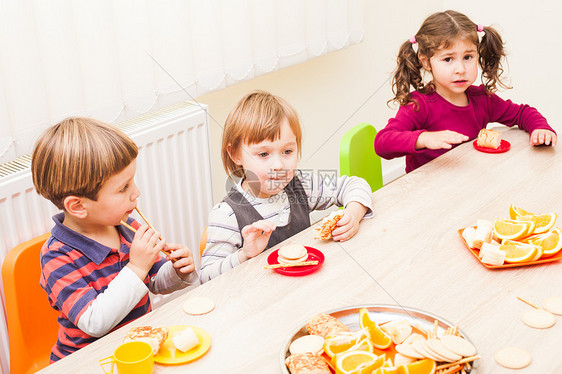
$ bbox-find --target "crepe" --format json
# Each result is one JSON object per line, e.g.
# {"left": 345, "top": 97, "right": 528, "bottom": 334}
{"left": 285, "top": 352, "right": 331, "bottom": 374}
{"left": 314, "top": 211, "right": 344, "bottom": 240}
{"left": 306, "top": 313, "right": 350, "bottom": 338}
{"left": 476, "top": 129, "right": 501, "bottom": 149}
{"left": 123, "top": 326, "right": 169, "bottom": 355}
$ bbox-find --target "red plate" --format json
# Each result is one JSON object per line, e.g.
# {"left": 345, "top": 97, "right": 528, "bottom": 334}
{"left": 473, "top": 139, "right": 510, "bottom": 153}
{"left": 458, "top": 227, "right": 562, "bottom": 269}
{"left": 267, "top": 247, "right": 324, "bottom": 276}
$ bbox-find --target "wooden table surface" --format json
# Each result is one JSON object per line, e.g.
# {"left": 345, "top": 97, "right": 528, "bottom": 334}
{"left": 38, "top": 128, "right": 562, "bottom": 373}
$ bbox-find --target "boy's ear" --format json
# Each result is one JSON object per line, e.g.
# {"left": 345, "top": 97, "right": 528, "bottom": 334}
{"left": 418, "top": 54, "right": 431, "bottom": 71}
{"left": 226, "top": 144, "right": 242, "bottom": 166}
{"left": 63, "top": 196, "right": 88, "bottom": 219}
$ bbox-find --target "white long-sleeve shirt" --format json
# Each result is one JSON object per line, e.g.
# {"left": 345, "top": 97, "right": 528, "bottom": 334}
{"left": 200, "top": 172, "right": 373, "bottom": 283}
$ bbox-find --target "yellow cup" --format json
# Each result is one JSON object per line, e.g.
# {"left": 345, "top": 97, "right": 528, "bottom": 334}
{"left": 99, "top": 341, "right": 154, "bottom": 374}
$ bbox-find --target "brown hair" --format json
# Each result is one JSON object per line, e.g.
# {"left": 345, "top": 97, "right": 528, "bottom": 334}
{"left": 31, "top": 117, "right": 138, "bottom": 210}
{"left": 390, "top": 10, "right": 510, "bottom": 107}
{"left": 222, "top": 91, "right": 302, "bottom": 178}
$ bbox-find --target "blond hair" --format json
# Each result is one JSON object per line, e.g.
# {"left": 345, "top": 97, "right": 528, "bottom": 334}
{"left": 222, "top": 91, "right": 302, "bottom": 178}
{"left": 31, "top": 117, "right": 138, "bottom": 210}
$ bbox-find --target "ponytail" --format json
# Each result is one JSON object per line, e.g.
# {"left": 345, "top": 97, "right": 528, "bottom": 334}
{"left": 390, "top": 40, "right": 426, "bottom": 107}
{"left": 478, "top": 26, "right": 511, "bottom": 92}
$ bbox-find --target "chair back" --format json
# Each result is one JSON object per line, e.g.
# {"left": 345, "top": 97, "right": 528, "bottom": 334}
{"left": 199, "top": 226, "right": 208, "bottom": 258}
{"left": 339, "top": 123, "right": 383, "bottom": 192}
{"left": 2, "top": 233, "right": 59, "bottom": 374}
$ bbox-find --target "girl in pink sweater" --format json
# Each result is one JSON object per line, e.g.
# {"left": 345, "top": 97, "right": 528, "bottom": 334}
{"left": 375, "top": 10, "right": 556, "bottom": 173}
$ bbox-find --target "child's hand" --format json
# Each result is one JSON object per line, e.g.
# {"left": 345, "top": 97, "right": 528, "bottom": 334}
{"left": 127, "top": 225, "right": 165, "bottom": 279}
{"left": 238, "top": 220, "right": 276, "bottom": 261}
{"left": 165, "top": 243, "right": 196, "bottom": 279}
{"left": 332, "top": 202, "right": 368, "bottom": 242}
{"left": 530, "top": 129, "right": 557, "bottom": 147}
{"left": 416, "top": 130, "right": 469, "bottom": 150}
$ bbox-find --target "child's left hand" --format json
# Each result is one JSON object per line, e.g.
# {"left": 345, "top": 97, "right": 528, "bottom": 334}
{"left": 530, "top": 129, "right": 557, "bottom": 146}
{"left": 165, "top": 243, "right": 196, "bottom": 279}
{"left": 331, "top": 202, "right": 368, "bottom": 242}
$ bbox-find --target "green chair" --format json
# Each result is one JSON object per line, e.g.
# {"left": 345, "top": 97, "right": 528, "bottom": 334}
{"left": 339, "top": 123, "right": 383, "bottom": 192}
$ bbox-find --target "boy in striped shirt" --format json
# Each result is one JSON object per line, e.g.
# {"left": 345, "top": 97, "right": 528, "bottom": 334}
{"left": 31, "top": 117, "right": 199, "bottom": 362}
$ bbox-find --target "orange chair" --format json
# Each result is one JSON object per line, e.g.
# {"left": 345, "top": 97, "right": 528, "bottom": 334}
{"left": 2, "top": 233, "right": 59, "bottom": 374}
{"left": 199, "top": 226, "right": 208, "bottom": 258}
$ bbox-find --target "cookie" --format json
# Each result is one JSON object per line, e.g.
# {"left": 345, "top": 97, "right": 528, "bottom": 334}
{"left": 278, "top": 244, "right": 307, "bottom": 260}
{"left": 395, "top": 343, "right": 425, "bottom": 359}
{"left": 440, "top": 335, "right": 477, "bottom": 357}
{"left": 182, "top": 296, "right": 215, "bottom": 315}
{"left": 495, "top": 346, "right": 531, "bottom": 369}
{"left": 521, "top": 308, "right": 556, "bottom": 329}
{"left": 426, "top": 338, "right": 462, "bottom": 362}
{"left": 289, "top": 335, "right": 324, "bottom": 355}
{"left": 543, "top": 296, "right": 562, "bottom": 315}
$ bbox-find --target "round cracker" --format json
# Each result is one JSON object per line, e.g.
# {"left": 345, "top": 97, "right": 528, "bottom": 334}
{"left": 440, "top": 335, "right": 477, "bottom": 357}
{"left": 426, "top": 338, "right": 462, "bottom": 362}
{"left": 544, "top": 296, "right": 562, "bottom": 315}
{"left": 413, "top": 339, "right": 448, "bottom": 362}
{"left": 278, "top": 244, "right": 307, "bottom": 260}
{"left": 395, "top": 343, "right": 425, "bottom": 359}
{"left": 289, "top": 335, "right": 324, "bottom": 355}
{"left": 278, "top": 253, "right": 308, "bottom": 264}
{"left": 521, "top": 308, "right": 556, "bottom": 329}
{"left": 182, "top": 296, "right": 215, "bottom": 315}
{"left": 494, "top": 346, "right": 531, "bottom": 369}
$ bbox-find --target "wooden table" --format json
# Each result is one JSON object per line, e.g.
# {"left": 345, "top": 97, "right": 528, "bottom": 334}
{"left": 38, "top": 128, "right": 562, "bottom": 373}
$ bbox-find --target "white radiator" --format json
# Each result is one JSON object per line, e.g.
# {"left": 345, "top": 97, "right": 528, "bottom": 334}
{"left": 0, "top": 101, "right": 213, "bottom": 373}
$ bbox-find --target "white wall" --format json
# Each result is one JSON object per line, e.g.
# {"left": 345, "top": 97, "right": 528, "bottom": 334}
{"left": 198, "top": 0, "right": 561, "bottom": 204}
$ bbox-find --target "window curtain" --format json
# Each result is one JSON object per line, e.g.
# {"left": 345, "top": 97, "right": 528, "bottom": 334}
{"left": 0, "top": 0, "right": 364, "bottom": 165}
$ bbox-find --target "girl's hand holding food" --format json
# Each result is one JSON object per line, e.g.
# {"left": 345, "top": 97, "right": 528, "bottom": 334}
{"left": 332, "top": 202, "right": 368, "bottom": 242}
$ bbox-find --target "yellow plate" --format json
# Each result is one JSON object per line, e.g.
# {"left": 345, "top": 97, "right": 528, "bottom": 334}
{"left": 154, "top": 325, "right": 211, "bottom": 365}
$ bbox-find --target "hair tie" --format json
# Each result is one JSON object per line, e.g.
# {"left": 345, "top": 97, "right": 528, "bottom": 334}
{"left": 409, "top": 36, "right": 417, "bottom": 44}
{"left": 477, "top": 24, "right": 484, "bottom": 32}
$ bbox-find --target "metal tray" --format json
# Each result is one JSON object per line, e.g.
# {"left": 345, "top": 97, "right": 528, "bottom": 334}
{"left": 280, "top": 304, "right": 475, "bottom": 373}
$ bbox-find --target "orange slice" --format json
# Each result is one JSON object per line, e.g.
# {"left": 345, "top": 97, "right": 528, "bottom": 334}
{"left": 406, "top": 358, "right": 437, "bottom": 374}
{"left": 334, "top": 350, "right": 380, "bottom": 374}
{"left": 533, "top": 227, "right": 562, "bottom": 257}
{"left": 358, "top": 308, "right": 392, "bottom": 349}
{"left": 372, "top": 367, "right": 400, "bottom": 374}
{"left": 505, "top": 218, "right": 536, "bottom": 237}
{"left": 499, "top": 242, "right": 539, "bottom": 263}
{"left": 493, "top": 220, "right": 530, "bottom": 241}
{"left": 324, "top": 331, "right": 368, "bottom": 358}
{"left": 509, "top": 204, "right": 536, "bottom": 219}
{"left": 519, "top": 213, "right": 557, "bottom": 234}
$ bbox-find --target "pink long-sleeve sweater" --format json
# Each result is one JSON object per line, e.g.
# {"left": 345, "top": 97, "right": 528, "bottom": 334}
{"left": 374, "top": 85, "right": 555, "bottom": 173}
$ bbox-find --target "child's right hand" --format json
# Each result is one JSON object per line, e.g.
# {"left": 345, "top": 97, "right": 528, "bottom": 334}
{"left": 238, "top": 220, "right": 276, "bottom": 262}
{"left": 416, "top": 130, "right": 469, "bottom": 150}
{"left": 127, "top": 225, "right": 165, "bottom": 280}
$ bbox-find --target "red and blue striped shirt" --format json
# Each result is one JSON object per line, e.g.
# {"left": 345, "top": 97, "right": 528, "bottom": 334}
{"left": 40, "top": 213, "right": 166, "bottom": 361}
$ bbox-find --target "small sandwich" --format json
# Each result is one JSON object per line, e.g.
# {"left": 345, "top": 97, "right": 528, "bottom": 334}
{"left": 306, "top": 313, "right": 350, "bottom": 338}
{"left": 285, "top": 352, "right": 331, "bottom": 374}
{"left": 278, "top": 244, "right": 309, "bottom": 264}
{"left": 476, "top": 128, "right": 501, "bottom": 149}
{"left": 314, "top": 211, "right": 344, "bottom": 240}
{"left": 123, "top": 326, "right": 169, "bottom": 356}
